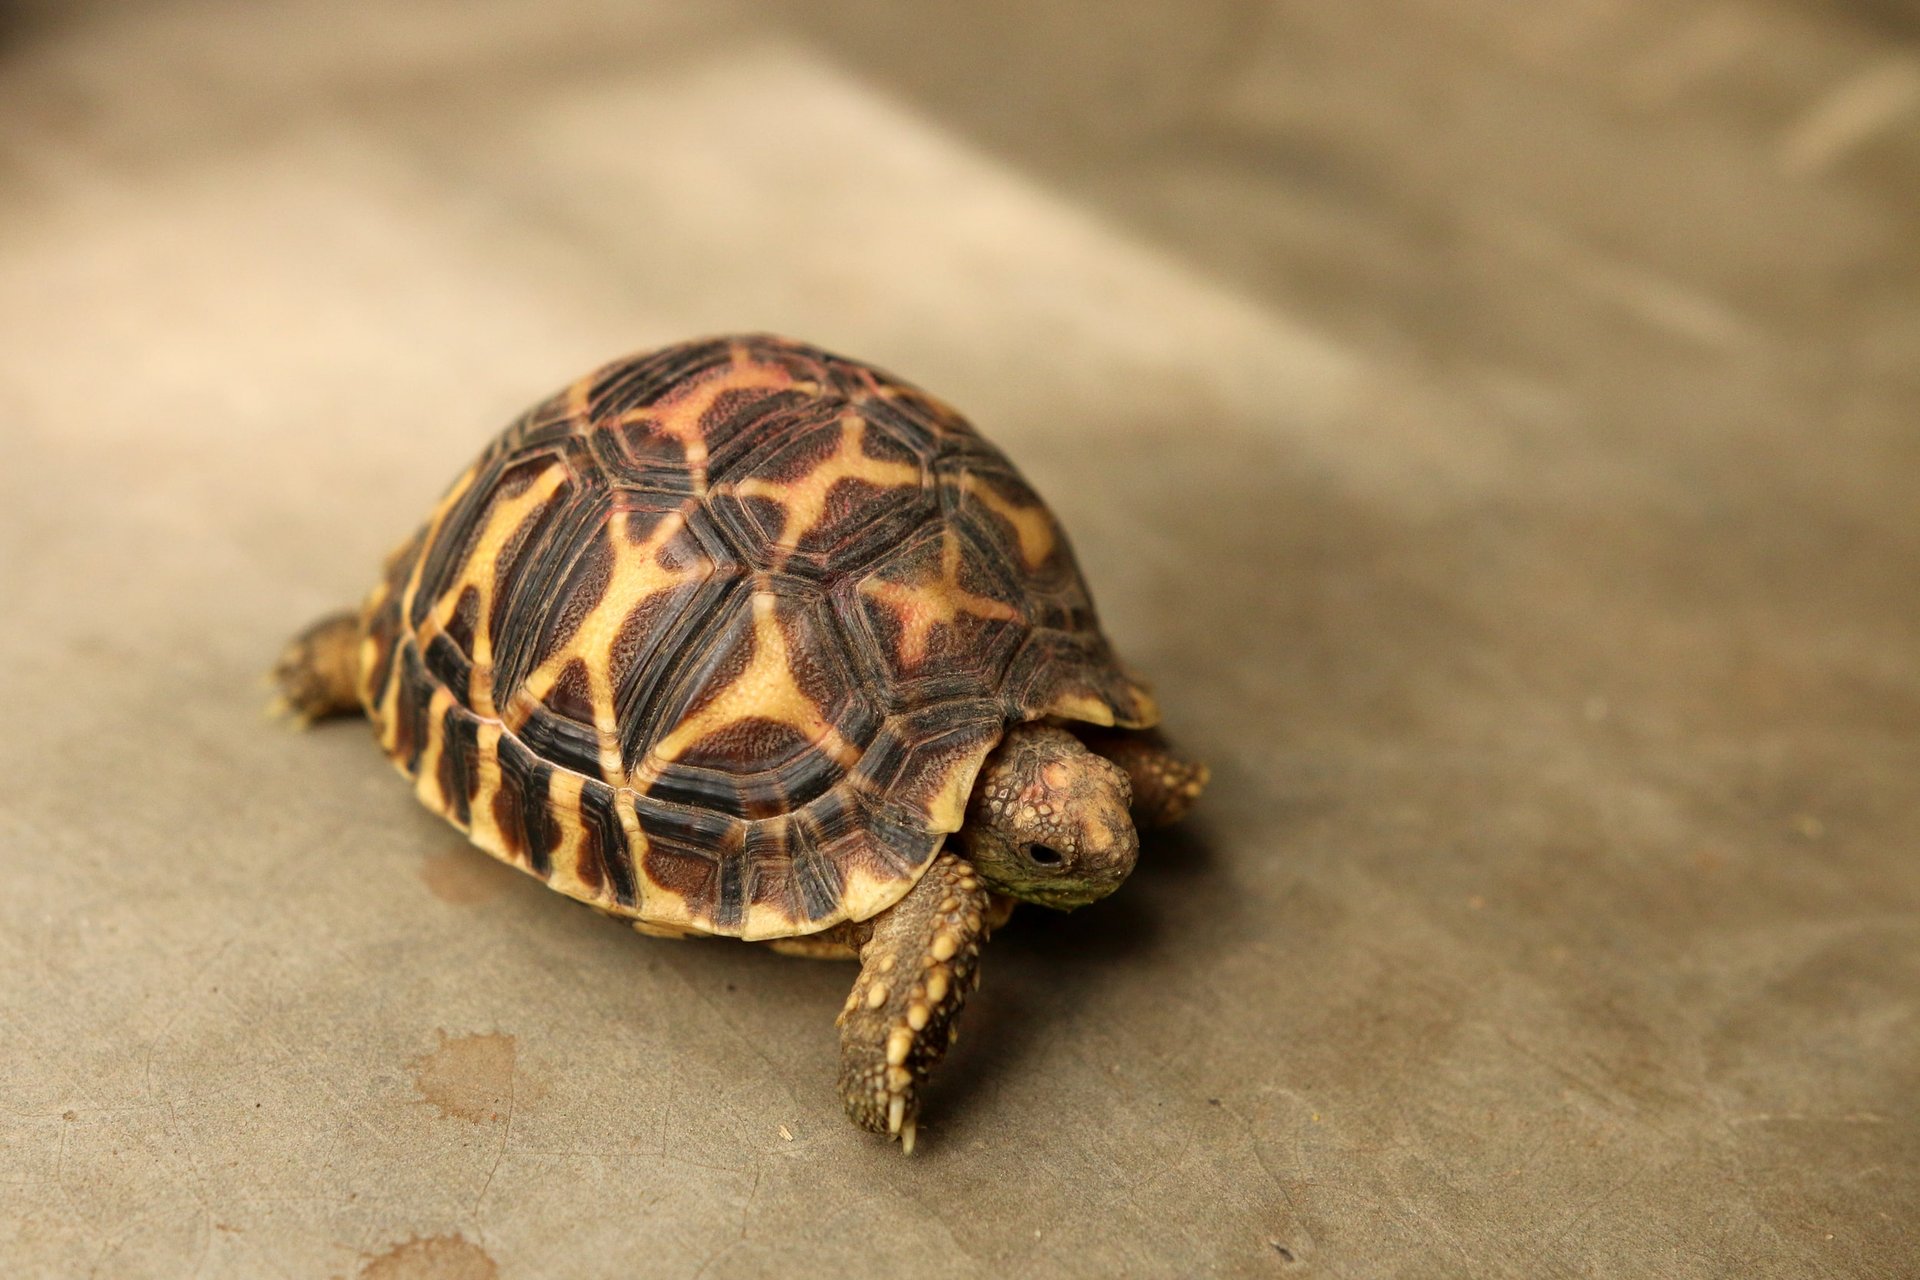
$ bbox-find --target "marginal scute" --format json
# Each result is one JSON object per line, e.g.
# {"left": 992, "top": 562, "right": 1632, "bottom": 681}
{"left": 849, "top": 700, "right": 1004, "bottom": 831}
{"left": 1003, "top": 629, "right": 1157, "bottom": 730}
{"left": 365, "top": 334, "right": 1155, "bottom": 938}
{"left": 439, "top": 703, "right": 481, "bottom": 828}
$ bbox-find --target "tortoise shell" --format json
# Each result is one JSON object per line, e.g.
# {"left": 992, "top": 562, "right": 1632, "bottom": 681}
{"left": 356, "top": 335, "right": 1157, "bottom": 940}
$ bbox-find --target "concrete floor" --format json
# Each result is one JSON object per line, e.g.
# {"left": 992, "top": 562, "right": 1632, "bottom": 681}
{"left": 2, "top": 1, "right": 1917, "bottom": 1276}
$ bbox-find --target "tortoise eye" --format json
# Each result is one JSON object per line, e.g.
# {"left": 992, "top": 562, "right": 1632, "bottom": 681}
{"left": 1026, "top": 843, "right": 1063, "bottom": 867}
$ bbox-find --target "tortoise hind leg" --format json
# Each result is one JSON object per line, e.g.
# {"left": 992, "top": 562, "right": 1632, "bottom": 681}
{"left": 837, "top": 852, "right": 991, "bottom": 1154}
{"left": 1083, "top": 728, "right": 1209, "bottom": 828}
{"left": 271, "top": 610, "right": 364, "bottom": 724}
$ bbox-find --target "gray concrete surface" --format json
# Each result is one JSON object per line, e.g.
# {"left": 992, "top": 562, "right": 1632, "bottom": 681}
{"left": 1, "top": 1, "right": 1916, "bottom": 1276}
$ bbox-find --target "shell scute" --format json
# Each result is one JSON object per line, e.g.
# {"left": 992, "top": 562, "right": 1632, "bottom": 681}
{"left": 850, "top": 700, "right": 1005, "bottom": 834}
{"left": 698, "top": 386, "right": 838, "bottom": 482}
{"left": 631, "top": 583, "right": 879, "bottom": 821}
{"left": 490, "top": 728, "right": 557, "bottom": 877}
{"left": 583, "top": 337, "right": 740, "bottom": 423}
{"left": 707, "top": 410, "right": 935, "bottom": 581}
{"left": 372, "top": 335, "right": 1154, "bottom": 939}
{"left": 845, "top": 522, "right": 1027, "bottom": 713}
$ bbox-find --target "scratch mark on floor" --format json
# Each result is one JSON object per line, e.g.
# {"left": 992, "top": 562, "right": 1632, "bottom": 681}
{"left": 470, "top": 1065, "right": 517, "bottom": 1218}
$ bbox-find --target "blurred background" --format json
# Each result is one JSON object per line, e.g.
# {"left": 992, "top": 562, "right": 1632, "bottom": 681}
{"left": 2, "top": 2, "right": 1916, "bottom": 1277}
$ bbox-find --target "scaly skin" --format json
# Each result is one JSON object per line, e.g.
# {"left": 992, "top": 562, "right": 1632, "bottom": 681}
{"left": 1081, "top": 728, "right": 1211, "bottom": 828}
{"left": 271, "top": 610, "right": 363, "bottom": 724}
{"left": 836, "top": 852, "right": 991, "bottom": 1153}
{"left": 957, "top": 724, "right": 1138, "bottom": 909}
{"left": 837, "top": 722, "right": 1148, "bottom": 1150}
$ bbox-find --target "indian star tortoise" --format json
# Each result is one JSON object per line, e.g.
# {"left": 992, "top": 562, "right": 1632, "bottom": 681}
{"left": 274, "top": 334, "right": 1206, "bottom": 1152}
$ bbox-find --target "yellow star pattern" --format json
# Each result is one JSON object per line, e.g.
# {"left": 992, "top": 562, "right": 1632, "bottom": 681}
{"left": 862, "top": 530, "right": 1022, "bottom": 669}
{"left": 733, "top": 415, "right": 922, "bottom": 555}
{"left": 632, "top": 590, "right": 860, "bottom": 790}
{"left": 505, "top": 507, "right": 707, "bottom": 779}
{"left": 962, "top": 473, "right": 1056, "bottom": 570}
{"left": 412, "top": 462, "right": 571, "bottom": 719}
{"left": 607, "top": 346, "right": 804, "bottom": 496}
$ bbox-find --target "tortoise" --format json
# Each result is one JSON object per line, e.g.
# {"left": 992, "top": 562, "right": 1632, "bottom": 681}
{"left": 274, "top": 334, "right": 1206, "bottom": 1151}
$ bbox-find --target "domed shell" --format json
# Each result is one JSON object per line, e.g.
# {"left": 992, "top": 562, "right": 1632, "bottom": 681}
{"left": 356, "top": 336, "right": 1156, "bottom": 940}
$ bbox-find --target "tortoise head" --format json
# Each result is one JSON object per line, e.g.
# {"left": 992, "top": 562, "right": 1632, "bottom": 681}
{"left": 957, "top": 723, "right": 1137, "bottom": 909}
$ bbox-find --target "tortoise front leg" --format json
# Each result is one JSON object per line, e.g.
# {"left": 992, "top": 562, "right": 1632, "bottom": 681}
{"left": 1082, "top": 729, "right": 1209, "bottom": 828}
{"left": 837, "top": 851, "right": 991, "bottom": 1153}
{"left": 271, "top": 610, "right": 364, "bottom": 724}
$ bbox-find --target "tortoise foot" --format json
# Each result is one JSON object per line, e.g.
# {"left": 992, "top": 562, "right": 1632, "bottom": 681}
{"left": 271, "top": 610, "right": 363, "bottom": 725}
{"left": 837, "top": 852, "right": 990, "bottom": 1153}
{"left": 1084, "top": 729, "right": 1209, "bottom": 828}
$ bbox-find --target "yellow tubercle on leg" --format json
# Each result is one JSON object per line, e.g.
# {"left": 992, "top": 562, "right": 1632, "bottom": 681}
{"left": 836, "top": 851, "right": 993, "bottom": 1154}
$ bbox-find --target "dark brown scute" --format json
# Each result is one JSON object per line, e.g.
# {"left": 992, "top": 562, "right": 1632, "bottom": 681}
{"left": 712, "top": 850, "right": 746, "bottom": 930}
{"left": 408, "top": 456, "right": 505, "bottom": 631}
{"left": 363, "top": 593, "right": 403, "bottom": 708}
{"left": 704, "top": 413, "right": 935, "bottom": 580}
{"left": 485, "top": 485, "right": 611, "bottom": 699}
{"left": 576, "top": 778, "right": 634, "bottom": 905}
{"left": 638, "top": 840, "right": 716, "bottom": 909}
{"left": 408, "top": 483, "right": 488, "bottom": 630}
{"left": 653, "top": 581, "right": 756, "bottom": 719}
{"left": 634, "top": 791, "right": 747, "bottom": 913}
{"left": 615, "top": 502, "right": 683, "bottom": 552}
{"left": 780, "top": 593, "right": 872, "bottom": 724}
{"left": 741, "top": 822, "right": 797, "bottom": 914}
{"left": 854, "top": 388, "right": 963, "bottom": 456}
{"left": 439, "top": 704, "right": 480, "bottom": 828}
{"left": 422, "top": 632, "right": 472, "bottom": 706}
{"left": 634, "top": 585, "right": 880, "bottom": 819}
{"left": 394, "top": 643, "right": 435, "bottom": 775}
{"left": 489, "top": 787, "right": 524, "bottom": 862}
{"left": 492, "top": 732, "right": 556, "bottom": 876}
{"left": 839, "top": 521, "right": 1027, "bottom": 710}
{"left": 817, "top": 797, "right": 931, "bottom": 887}
{"left": 546, "top": 658, "right": 595, "bottom": 723}
{"left": 593, "top": 416, "right": 700, "bottom": 494}
{"left": 513, "top": 701, "right": 602, "bottom": 782}
{"left": 485, "top": 468, "right": 578, "bottom": 653}
{"left": 585, "top": 338, "right": 738, "bottom": 422}
{"left": 502, "top": 386, "right": 582, "bottom": 453}
{"left": 525, "top": 530, "right": 614, "bottom": 674}
{"left": 660, "top": 716, "right": 810, "bottom": 804}
{"left": 845, "top": 698, "right": 1001, "bottom": 790}
{"left": 1004, "top": 629, "right": 1154, "bottom": 727}
{"left": 790, "top": 842, "right": 845, "bottom": 921}
{"left": 443, "top": 585, "right": 481, "bottom": 654}
{"left": 357, "top": 532, "right": 419, "bottom": 710}
{"left": 699, "top": 387, "right": 826, "bottom": 472}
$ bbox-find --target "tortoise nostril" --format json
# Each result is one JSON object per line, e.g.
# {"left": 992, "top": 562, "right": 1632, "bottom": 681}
{"left": 1027, "top": 843, "right": 1063, "bottom": 867}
